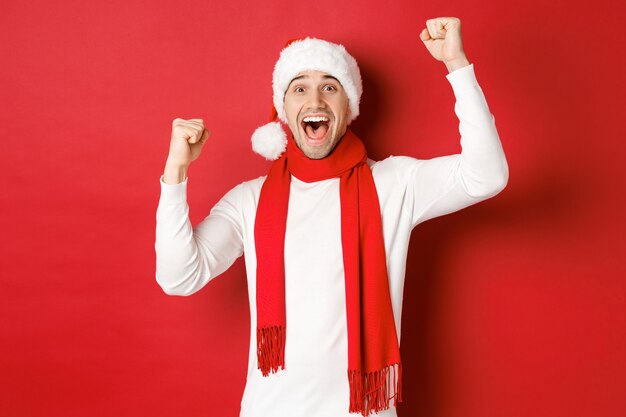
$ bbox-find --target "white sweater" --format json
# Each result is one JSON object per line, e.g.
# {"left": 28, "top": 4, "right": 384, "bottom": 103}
{"left": 155, "top": 63, "right": 508, "bottom": 417}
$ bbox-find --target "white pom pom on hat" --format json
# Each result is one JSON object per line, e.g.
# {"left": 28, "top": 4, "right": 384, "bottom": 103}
{"left": 250, "top": 37, "right": 363, "bottom": 160}
{"left": 251, "top": 121, "right": 287, "bottom": 161}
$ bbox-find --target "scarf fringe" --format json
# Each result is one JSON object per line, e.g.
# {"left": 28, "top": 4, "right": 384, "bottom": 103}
{"left": 257, "top": 325, "right": 286, "bottom": 376}
{"left": 348, "top": 362, "right": 403, "bottom": 416}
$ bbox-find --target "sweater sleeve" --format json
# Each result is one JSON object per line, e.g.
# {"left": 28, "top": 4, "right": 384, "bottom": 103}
{"left": 154, "top": 175, "right": 244, "bottom": 296}
{"left": 393, "top": 63, "right": 509, "bottom": 228}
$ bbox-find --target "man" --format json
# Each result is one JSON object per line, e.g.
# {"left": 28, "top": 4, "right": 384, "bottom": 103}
{"left": 155, "top": 17, "right": 508, "bottom": 417}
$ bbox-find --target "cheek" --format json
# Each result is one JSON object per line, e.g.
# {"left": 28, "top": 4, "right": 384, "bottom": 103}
{"left": 335, "top": 99, "right": 350, "bottom": 118}
{"left": 283, "top": 105, "right": 298, "bottom": 124}
{"left": 284, "top": 100, "right": 301, "bottom": 122}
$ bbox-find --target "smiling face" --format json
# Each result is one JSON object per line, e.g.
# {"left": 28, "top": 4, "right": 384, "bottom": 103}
{"left": 283, "top": 70, "right": 351, "bottom": 160}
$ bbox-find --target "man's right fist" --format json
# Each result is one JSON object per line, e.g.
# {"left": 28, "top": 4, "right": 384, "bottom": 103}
{"left": 167, "top": 118, "right": 210, "bottom": 168}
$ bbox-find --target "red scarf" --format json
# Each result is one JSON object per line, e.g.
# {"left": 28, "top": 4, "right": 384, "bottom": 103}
{"left": 254, "top": 123, "right": 403, "bottom": 416}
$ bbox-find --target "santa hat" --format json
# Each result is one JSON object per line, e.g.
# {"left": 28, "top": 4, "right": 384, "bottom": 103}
{"left": 251, "top": 37, "right": 363, "bottom": 160}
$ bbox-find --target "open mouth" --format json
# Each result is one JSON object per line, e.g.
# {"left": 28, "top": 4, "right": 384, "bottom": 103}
{"left": 301, "top": 115, "right": 331, "bottom": 143}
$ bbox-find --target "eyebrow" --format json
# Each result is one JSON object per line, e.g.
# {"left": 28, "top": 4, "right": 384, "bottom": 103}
{"left": 288, "top": 74, "right": 341, "bottom": 88}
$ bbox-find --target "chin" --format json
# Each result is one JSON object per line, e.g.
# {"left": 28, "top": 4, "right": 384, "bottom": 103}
{"left": 305, "top": 141, "right": 338, "bottom": 160}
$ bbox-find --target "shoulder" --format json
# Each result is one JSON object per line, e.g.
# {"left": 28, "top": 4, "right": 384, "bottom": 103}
{"left": 223, "top": 175, "right": 266, "bottom": 206}
{"left": 368, "top": 155, "right": 424, "bottom": 178}
{"left": 367, "top": 155, "right": 433, "bottom": 201}
{"left": 236, "top": 175, "right": 266, "bottom": 192}
{"left": 211, "top": 174, "right": 266, "bottom": 205}
{"left": 209, "top": 175, "right": 266, "bottom": 220}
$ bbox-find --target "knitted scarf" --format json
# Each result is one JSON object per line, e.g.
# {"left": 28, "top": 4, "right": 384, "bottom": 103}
{"left": 254, "top": 123, "right": 403, "bottom": 416}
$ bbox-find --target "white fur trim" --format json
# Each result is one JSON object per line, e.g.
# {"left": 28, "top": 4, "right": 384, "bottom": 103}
{"left": 272, "top": 37, "right": 362, "bottom": 124}
{"left": 251, "top": 122, "right": 287, "bottom": 160}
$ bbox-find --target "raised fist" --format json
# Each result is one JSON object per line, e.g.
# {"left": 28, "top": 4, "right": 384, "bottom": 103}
{"left": 419, "top": 17, "right": 467, "bottom": 64}
{"left": 167, "top": 118, "right": 210, "bottom": 168}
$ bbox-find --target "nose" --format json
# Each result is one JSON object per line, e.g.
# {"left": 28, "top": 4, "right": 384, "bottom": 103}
{"left": 307, "top": 89, "right": 327, "bottom": 109}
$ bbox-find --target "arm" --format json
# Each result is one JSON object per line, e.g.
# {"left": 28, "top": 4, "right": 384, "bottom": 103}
{"left": 395, "top": 17, "right": 508, "bottom": 227}
{"left": 155, "top": 117, "right": 243, "bottom": 296}
{"left": 398, "top": 62, "right": 508, "bottom": 227}
{"left": 155, "top": 175, "right": 244, "bottom": 296}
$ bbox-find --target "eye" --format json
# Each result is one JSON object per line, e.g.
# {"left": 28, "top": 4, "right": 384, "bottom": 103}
{"left": 323, "top": 85, "right": 336, "bottom": 92}
{"left": 294, "top": 86, "right": 305, "bottom": 93}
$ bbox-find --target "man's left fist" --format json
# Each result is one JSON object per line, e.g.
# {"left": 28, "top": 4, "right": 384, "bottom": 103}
{"left": 419, "top": 17, "right": 469, "bottom": 71}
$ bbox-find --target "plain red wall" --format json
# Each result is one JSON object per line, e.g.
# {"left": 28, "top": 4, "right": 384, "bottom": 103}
{"left": 1, "top": 0, "right": 625, "bottom": 416}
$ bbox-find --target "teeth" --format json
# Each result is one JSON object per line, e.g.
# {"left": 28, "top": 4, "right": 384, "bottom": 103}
{"left": 303, "top": 116, "right": 329, "bottom": 122}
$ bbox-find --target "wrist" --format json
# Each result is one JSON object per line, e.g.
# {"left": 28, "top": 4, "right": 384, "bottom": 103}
{"left": 163, "top": 159, "right": 189, "bottom": 184}
{"left": 444, "top": 55, "right": 470, "bottom": 73}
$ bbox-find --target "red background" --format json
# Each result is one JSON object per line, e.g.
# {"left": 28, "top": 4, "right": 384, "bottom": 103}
{"left": 1, "top": 0, "right": 625, "bottom": 416}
